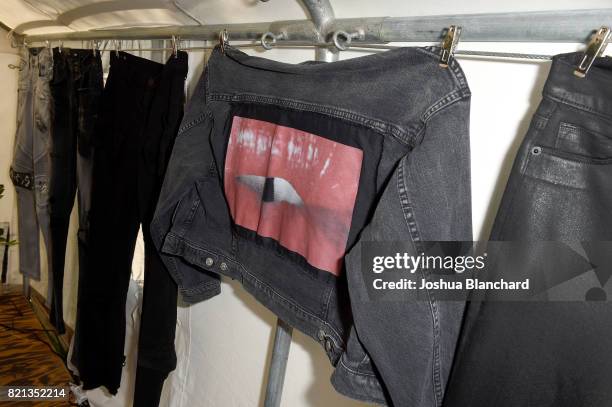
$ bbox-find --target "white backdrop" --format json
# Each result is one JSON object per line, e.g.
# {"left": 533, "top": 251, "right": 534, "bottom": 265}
{"left": 0, "top": 1, "right": 611, "bottom": 406}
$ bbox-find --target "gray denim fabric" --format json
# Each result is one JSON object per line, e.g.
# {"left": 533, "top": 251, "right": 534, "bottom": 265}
{"left": 10, "top": 47, "right": 53, "bottom": 284}
{"left": 151, "top": 45, "right": 472, "bottom": 406}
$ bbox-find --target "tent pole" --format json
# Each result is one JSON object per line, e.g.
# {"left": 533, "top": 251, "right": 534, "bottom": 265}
{"left": 16, "top": 9, "right": 612, "bottom": 45}
{"left": 262, "top": 2, "right": 337, "bottom": 405}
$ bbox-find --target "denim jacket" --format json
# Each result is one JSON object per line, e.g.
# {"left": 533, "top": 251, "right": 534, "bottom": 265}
{"left": 151, "top": 45, "right": 472, "bottom": 406}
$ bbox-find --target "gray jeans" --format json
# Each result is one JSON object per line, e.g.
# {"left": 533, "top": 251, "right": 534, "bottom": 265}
{"left": 10, "top": 47, "right": 53, "bottom": 286}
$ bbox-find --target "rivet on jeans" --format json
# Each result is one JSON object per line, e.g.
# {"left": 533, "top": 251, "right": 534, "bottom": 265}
{"left": 531, "top": 146, "right": 542, "bottom": 155}
{"left": 220, "top": 262, "right": 228, "bottom": 271}
{"left": 205, "top": 257, "right": 214, "bottom": 267}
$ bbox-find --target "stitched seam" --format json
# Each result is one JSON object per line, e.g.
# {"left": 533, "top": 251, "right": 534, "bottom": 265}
{"left": 545, "top": 94, "right": 612, "bottom": 122}
{"left": 210, "top": 93, "right": 417, "bottom": 147}
{"left": 178, "top": 110, "right": 210, "bottom": 135}
{"left": 181, "top": 281, "right": 220, "bottom": 295}
{"left": 339, "top": 357, "right": 377, "bottom": 377}
{"left": 167, "top": 234, "right": 345, "bottom": 345}
{"left": 421, "top": 89, "right": 470, "bottom": 123}
{"left": 493, "top": 103, "right": 557, "bottom": 239}
{"left": 397, "top": 157, "right": 443, "bottom": 406}
{"left": 238, "top": 261, "right": 345, "bottom": 345}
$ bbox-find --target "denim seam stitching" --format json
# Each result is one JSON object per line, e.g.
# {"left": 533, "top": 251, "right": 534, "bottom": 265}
{"left": 333, "top": 364, "right": 386, "bottom": 405}
{"left": 178, "top": 110, "right": 210, "bottom": 135}
{"left": 493, "top": 102, "right": 557, "bottom": 238}
{"left": 237, "top": 261, "right": 345, "bottom": 345}
{"left": 544, "top": 93, "right": 612, "bottom": 122}
{"left": 152, "top": 223, "right": 186, "bottom": 290}
{"left": 166, "top": 233, "right": 345, "bottom": 345}
{"left": 322, "top": 280, "right": 334, "bottom": 322}
{"left": 421, "top": 89, "right": 470, "bottom": 124}
{"left": 181, "top": 280, "right": 220, "bottom": 295}
{"left": 210, "top": 93, "right": 416, "bottom": 146}
{"left": 396, "top": 157, "right": 444, "bottom": 406}
{"left": 338, "top": 356, "right": 378, "bottom": 377}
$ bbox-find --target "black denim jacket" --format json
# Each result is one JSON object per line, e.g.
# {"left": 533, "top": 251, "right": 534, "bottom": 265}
{"left": 151, "top": 45, "right": 472, "bottom": 406}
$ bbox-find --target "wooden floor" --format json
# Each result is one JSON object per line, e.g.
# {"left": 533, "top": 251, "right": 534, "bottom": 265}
{"left": 0, "top": 285, "right": 72, "bottom": 406}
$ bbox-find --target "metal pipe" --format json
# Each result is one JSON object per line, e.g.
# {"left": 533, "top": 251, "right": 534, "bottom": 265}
{"left": 19, "top": 9, "right": 612, "bottom": 45}
{"left": 301, "top": 0, "right": 335, "bottom": 39}
{"left": 263, "top": 319, "right": 293, "bottom": 407}
{"left": 262, "top": 3, "right": 336, "bottom": 406}
{"left": 300, "top": 0, "right": 339, "bottom": 62}
{"left": 22, "top": 275, "right": 30, "bottom": 300}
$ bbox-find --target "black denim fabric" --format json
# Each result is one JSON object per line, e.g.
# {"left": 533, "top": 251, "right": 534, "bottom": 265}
{"left": 48, "top": 48, "right": 103, "bottom": 334}
{"left": 444, "top": 53, "right": 612, "bottom": 407}
{"left": 152, "top": 45, "right": 472, "bottom": 406}
{"left": 71, "top": 51, "right": 188, "bottom": 406}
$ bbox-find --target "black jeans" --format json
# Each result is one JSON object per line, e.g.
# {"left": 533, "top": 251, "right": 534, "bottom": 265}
{"left": 444, "top": 53, "right": 612, "bottom": 406}
{"left": 49, "top": 48, "right": 103, "bottom": 334}
{"left": 71, "top": 51, "right": 188, "bottom": 406}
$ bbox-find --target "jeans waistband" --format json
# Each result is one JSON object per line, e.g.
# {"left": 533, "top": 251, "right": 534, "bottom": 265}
{"left": 544, "top": 52, "right": 612, "bottom": 120}
{"left": 18, "top": 47, "right": 52, "bottom": 84}
{"left": 53, "top": 47, "right": 101, "bottom": 66}
{"left": 110, "top": 50, "right": 188, "bottom": 89}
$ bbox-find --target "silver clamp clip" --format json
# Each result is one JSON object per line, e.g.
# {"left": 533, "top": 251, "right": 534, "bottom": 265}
{"left": 260, "top": 32, "right": 286, "bottom": 50}
{"left": 171, "top": 35, "right": 180, "bottom": 58}
{"left": 91, "top": 40, "right": 99, "bottom": 56}
{"left": 113, "top": 40, "right": 121, "bottom": 57}
{"left": 332, "top": 30, "right": 364, "bottom": 51}
{"left": 219, "top": 29, "right": 229, "bottom": 54}
{"left": 439, "top": 25, "right": 462, "bottom": 68}
{"left": 574, "top": 27, "right": 610, "bottom": 78}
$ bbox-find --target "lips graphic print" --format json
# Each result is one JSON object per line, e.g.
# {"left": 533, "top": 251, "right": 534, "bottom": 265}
{"left": 224, "top": 116, "right": 363, "bottom": 275}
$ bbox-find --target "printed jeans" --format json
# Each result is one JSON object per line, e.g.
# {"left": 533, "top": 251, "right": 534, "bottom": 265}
{"left": 10, "top": 47, "right": 53, "bottom": 289}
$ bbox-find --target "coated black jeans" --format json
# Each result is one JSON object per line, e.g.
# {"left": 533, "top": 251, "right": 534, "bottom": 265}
{"left": 71, "top": 51, "right": 188, "bottom": 406}
{"left": 49, "top": 48, "right": 103, "bottom": 334}
{"left": 444, "top": 53, "right": 612, "bottom": 407}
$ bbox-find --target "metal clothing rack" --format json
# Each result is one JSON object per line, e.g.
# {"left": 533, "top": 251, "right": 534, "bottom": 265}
{"left": 9, "top": 1, "right": 612, "bottom": 406}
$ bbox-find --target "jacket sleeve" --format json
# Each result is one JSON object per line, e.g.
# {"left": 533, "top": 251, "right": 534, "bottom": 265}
{"left": 150, "top": 68, "right": 221, "bottom": 302}
{"left": 343, "top": 96, "right": 472, "bottom": 407}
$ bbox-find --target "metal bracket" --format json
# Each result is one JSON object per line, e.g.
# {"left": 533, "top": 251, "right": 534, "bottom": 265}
{"left": 260, "top": 31, "right": 286, "bottom": 50}
{"left": 332, "top": 29, "right": 365, "bottom": 50}
{"left": 574, "top": 26, "right": 610, "bottom": 78}
{"left": 439, "top": 25, "right": 462, "bottom": 67}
